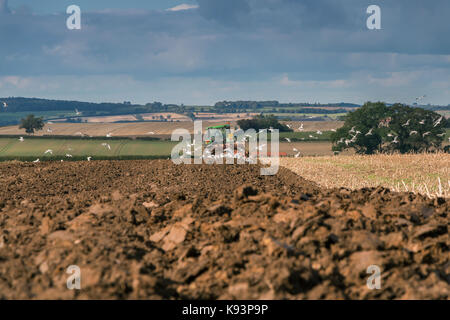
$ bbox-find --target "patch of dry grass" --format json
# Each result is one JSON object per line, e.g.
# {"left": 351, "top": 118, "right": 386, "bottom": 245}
{"left": 280, "top": 153, "right": 450, "bottom": 198}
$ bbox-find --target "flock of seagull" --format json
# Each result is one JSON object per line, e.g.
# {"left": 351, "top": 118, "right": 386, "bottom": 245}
{"left": 20, "top": 126, "right": 157, "bottom": 163}
{"left": 13, "top": 113, "right": 449, "bottom": 163}
{"left": 336, "top": 115, "right": 447, "bottom": 147}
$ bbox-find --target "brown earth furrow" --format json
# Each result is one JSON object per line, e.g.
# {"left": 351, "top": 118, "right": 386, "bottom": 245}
{"left": 0, "top": 160, "right": 448, "bottom": 299}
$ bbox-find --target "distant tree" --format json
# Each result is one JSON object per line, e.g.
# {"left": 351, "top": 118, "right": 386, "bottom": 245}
{"left": 385, "top": 104, "right": 446, "bottom": 153}
{"left": 332, "top": 102, "right": 388, "bottom": 154}
{"left": 19, "top": 114, "right": 44, "bottom": 134}
{"left": 186, "top": 112, "right": 196, "bottom": 121}
{"left": 237, "top": 114, "right": 292, "bottom": 132}
{"left": 332, "top": 102, "right": 447, "bottom": 154}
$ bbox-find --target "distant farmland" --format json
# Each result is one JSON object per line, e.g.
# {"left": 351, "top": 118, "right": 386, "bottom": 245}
{"left": 0, "top": 137, "right": 345, "bottom": 160}
{"left": 0, "top": 121, "right": 344, "bottom": 137}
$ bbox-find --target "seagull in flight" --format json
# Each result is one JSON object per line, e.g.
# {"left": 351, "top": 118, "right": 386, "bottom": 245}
{"left": 365, "top": 128, "right": 373, "bottom": 136}
{"left": 101, "top": 143, "right": 111, "bottom": 150}
{"left": 87, "top": 156, "right": 92, "bottom": 161}
{"left": 75, "top": 108, "right": 81, "bottom": 116}
{"left": 284, "top": 137, "right": 291, "bottom": 143}
{"left": 106, "top": 133, "right": 112, "bottom": 138}
{"left": 402, "top": 119, "right": 410, "bottom": 127}
{"left": 298, "top": 124, "right": 304, "bottom": 131}
{"left": 66, "top": 154, "right": 73, "bottom": 158}
{"left": 44, "top": 149, "right": 53, "bottom": 155}
{"left": 33, "top": 158, "right": 40, "bottom": 163}
{"left": 2, "top": 101, "right": 7, "bottom": 108}
{"left": 410, "top": 131, "right": 418, "bottom": 136}
{"left": 433, "top": 116, "right": 443, "bottom": 127}
{"left": 423, "top": 132, "right": 431, "bottom": 137}
{"left": 316, "top": 130, "right": 323, "bottom": 135}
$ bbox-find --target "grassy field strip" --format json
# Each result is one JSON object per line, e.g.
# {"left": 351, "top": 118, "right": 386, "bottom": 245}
{"left": 281, "top": 153, "right": 450, "bottom": 198}
{"left": 0, "top": 138, "right": 177, "bottom": 159}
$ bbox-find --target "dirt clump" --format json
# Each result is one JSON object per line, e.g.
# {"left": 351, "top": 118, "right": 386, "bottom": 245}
{"left": 0, "top": 160, "right": 448, "bottom": 299}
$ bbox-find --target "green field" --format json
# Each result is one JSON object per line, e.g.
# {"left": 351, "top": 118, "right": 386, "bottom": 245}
{"left": 0, "top": 138, "right": 177, "bottom": 161}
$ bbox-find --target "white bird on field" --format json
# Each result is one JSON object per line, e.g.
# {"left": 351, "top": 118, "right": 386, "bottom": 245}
{"left": 387, "top": 133, "right": 393, "bottom": 137}
{"left": 410, "top": 131, "right": 418, "bottom": 136}
{"left": 75, "top": 132, "right": 83, "bottom": 136}
{"left": 33, "top": 158, "right": 40, "bottom": 163}
{"left": 419, "top": 120, "right": 425, "bottom": 125}
{"left": 294, "top": 152, "right": 301, "bottom": 158}
{"left": 316, "top": 130, "right": 323, "bottom": 135}
{"left": 293, "top": 148, "right": 298, "bottom": 152}
{"left": 298, "top": 124, "right": 304, "bottom": 131}
{"left": 433, "top": 116, "right": 443, "bottom": 127}
{"left": 286, "top": 124, "right": 291, "bottom": 129}
{"left": 402, "top": 119, "right": 410, "bottom": 127}
{"left": 365, "top": 128, "right": 373, "bottom": 136}
{"left": 66, "top": 154, "right": 73, "bottom": 158}
{"left": 106, "top": 133, "right": 112, "bottom": 138}
{"left": 87, "top": 156, "right": 92, "bottom": 161}
{"left": 309, "top": 135, "right": 315, "bottom": 139}
{"left": 423, "top": 132, "right": 431, "bottom": 137}
{"left": 338, "top": 137, "right": 345, "bottom": 144}
{"left": 19, "top": 137, "right": 24, "bottom": 142}
{"left": 44, "top": 149, "right": 53, "bottom": 155}
{"left": 331, "top": 129, "right": 337, "bottom": 132}
{"left": 284, "top": 137, "right": 291, "bottom": 143}
{"left": 147, "top": 132, "right": 155, "bottom": 135}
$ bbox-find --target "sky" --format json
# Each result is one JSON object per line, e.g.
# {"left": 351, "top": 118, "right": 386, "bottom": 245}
{"left": 0, "top": 0, "right": 449, "bottom": 105}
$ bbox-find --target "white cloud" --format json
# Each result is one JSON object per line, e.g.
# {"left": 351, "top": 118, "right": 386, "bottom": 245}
{"left": 166, "top": 4, "right": 199, "bottom": 12}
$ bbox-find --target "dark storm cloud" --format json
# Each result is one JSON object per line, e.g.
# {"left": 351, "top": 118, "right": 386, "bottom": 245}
{"left": 0, "top": 0, "right": 449, "bottom": 104}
